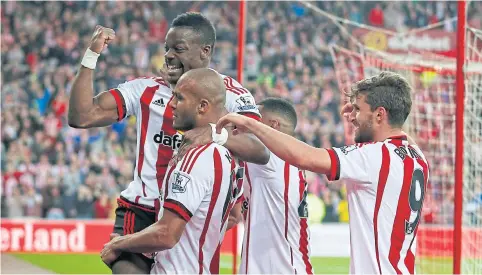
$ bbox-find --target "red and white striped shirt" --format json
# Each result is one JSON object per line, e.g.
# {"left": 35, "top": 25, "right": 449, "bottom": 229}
{"left": 240, "top": 152, "right": 314, "bottom": 274}
{"left": 152, "top": 143, "right": 240, "bottom": 274}
{"left": 326, "top": 135, "right": 429, "bottom": 274}
{"left": 108, "top": 73, "right": 260, "bottom": 211}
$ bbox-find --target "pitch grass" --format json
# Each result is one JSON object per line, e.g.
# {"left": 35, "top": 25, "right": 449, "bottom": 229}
{"left": 12, "top": 253, "right": 454, "bottom": 274}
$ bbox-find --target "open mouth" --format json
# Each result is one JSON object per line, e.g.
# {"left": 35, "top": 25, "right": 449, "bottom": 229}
{"left": 166, "top": 64, "right": 183, "bottom": 74}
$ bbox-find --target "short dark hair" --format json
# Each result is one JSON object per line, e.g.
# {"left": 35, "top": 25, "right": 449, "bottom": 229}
{"left": 348, "top": 71, "right": 412, "bottom": 127}
{"left": 258, "top": 97, "right": 298, "bottom": 130}
{"left": 171, "top": 12, "right": 216, "bottom": 48}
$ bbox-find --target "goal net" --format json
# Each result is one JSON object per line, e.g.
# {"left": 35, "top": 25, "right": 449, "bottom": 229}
{"left": 330, "top": 23, "right": 482, "bottom": 274}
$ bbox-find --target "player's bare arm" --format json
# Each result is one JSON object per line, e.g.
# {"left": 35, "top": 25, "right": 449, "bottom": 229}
{"left": 100, "top": 210, "right": 186, "bottom": 266}
{"left": 227, "top": 202, "right": 242, "bottom": 230}
{"left": 217, "top": 113, "right": 331, "bottom": 174}
{"left": 179, "top": 124, "right": 270, "bottom": 165}
{"left": 68, "top": 25, "right": 123, "bottom": 128}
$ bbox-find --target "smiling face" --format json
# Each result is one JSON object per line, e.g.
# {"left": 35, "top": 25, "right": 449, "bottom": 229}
{"left": 349, "top": 94, "right": 376, "bottom": 143}
{"left": 164, "top": 27, "right": 211, "bottom": 85}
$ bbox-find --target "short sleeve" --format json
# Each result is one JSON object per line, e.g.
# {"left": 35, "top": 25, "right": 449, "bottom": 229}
{"left": 163, "top": 145, "right": 217, "bottom": 222}
{"left": 108, "top": 78, "right": 149, "bottom": 119}
{"left": 326, "top": 143, "right": 383, "bottom": 183}
{"left": 223, "top": 76, "right": 261, "bottom": 120}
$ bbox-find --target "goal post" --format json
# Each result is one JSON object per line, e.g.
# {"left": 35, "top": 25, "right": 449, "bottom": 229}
{"left": 454, "top": 1, "right": 467, "bottom": 273}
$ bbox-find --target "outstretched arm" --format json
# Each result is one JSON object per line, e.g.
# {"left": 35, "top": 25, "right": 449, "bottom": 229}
{"left": 217, "top": 114, "right": 331, "bottom": 174}
{"left": 224, "top": 128, "right": 270, "bottom": 165}
{"left": 179, "top": 123, "right": 270, "bottom": 165}
{"left": 68, "top": 25, "right": 122, "bottom": 128}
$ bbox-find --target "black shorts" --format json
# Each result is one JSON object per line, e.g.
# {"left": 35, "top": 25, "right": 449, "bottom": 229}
{"left": 112, "top": 196, "right": 157, "bottom": 266}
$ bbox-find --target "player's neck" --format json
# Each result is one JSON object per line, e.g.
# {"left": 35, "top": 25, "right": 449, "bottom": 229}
{"left": 196, "top": 110, "right": 226, "bottom": 129}
{"left": 374, "top": 127, "right": 404, "bottom": 142}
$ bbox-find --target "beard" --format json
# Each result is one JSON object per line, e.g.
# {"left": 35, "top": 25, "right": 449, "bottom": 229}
{"left": 173, "top": 113, "right": 196, "bottom": 132}
{"left": 354, "top": 119, "right": 374, "bottom": 143}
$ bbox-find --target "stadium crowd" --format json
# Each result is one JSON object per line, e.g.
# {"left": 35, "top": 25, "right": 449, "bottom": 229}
{"left": 2, "top": 1, "right": 481, "bottom": 223}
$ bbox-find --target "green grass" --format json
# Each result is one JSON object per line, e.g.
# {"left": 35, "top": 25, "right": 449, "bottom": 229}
{"left": 12, "top": 253, "right": 457, "bottom": 274}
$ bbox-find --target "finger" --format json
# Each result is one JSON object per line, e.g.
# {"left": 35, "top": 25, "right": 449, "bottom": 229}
{"left": 216, "top": 116, "right": 231, "bottom": 134}
{"left": 110, "top": 233, "right": 120, "bottom": 240}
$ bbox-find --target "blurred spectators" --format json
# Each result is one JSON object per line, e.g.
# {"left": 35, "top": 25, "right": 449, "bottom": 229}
{"left": 1, "top": 1, "right": 481, "bottom": 223}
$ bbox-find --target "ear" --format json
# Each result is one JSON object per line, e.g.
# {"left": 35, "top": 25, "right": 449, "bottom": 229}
{"left": 198, "top": 99, "right": 209, "bottom": 114}
{"left": 200, "top": 45, "right": 212, "bottom": 60}
{"left": 268, "top": 119, "right": 281, "bottom": 131}
{"left": 375, "top": 106, "right": 388, "bottom": 124}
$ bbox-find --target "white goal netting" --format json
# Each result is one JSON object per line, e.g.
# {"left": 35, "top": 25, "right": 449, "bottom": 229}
{"left": 330, "top": 25, "right": 482, "bottom": 274}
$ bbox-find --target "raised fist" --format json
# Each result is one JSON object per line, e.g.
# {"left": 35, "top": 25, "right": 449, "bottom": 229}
{"left": 89, "top": 25, "right": 116, "bottom": 54}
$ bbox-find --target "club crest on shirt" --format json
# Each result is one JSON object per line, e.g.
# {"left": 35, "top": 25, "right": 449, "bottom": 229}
{"left": 340, "top": 144, "right": 359, "bottom": 155}
{"left": 171, "top": 171, "right": 191, "bottom": 193}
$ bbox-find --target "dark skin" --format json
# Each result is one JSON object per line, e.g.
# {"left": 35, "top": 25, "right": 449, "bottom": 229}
{"left": 70, "top": 24, "right": 264, "bottom": 273}
{"left": 101, "top": 68, "right": 242, "bottom": 267}
{"left": 162, "top": 27, "right": 269, "bottom": 164}
{"left": 68, "top": 25, "right": 269, "bottom": 162}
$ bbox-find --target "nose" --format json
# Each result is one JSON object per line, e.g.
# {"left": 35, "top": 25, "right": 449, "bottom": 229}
{"left": 169, "top": 97, "right": 177, "bottom": 109}
{"left": 165, "top": 49, "right": 175, "bottom": 62}
{"left": 348, "top": 109, "right": 356, "bottom": 123}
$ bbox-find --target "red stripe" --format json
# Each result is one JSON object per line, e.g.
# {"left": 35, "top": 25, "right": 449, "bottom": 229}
{"left": 239, "top": 112, "right": 261, "bottom": 121}
{"left": 164, "top": 202, "right": 191, "bottom": 222}
{"left": 298, "top": 170, "right": 313, "bottom": 274}
{"left": 137, "top": 86, "right": 159, "bottom": 197}
{"left": 326, "top": 149, "right": 340, "bottom": 181}
{"left": 388, "top": 151, "right": 415, "bottom": 274}
{"left": 109, "top": 89, "right": 125, "bottom": 121}
{"left": 198, "top": 148, "right": 223, "bottom": 274}
{"left": 181, "top": 147, "right": 201, "bottom": 172}
{"left": 283, "top": 162, "right": 290, "bottom": 240}
{"left": 224, "top": 77, "right": 241, "bottom": 95}
{"left": 374, "top": 144, "right": 391, "bottom": 274}
{"left": 227, "top": 77, "right": 250, "bottom": 94}
{"left": 226, "top": 77, "right": 249, "bottom": 95}
{"left": 243, "top": 166, "right": 253, "bottom": 272}
{"left": 117, "top": 197, "right": 156, "bottom": 213}
{"left": 404, "top": 155, "right": 429, "bottom": 273}
{"left": 135, "top": 196, "right": 140, "bottom": 204}
{"left": 128, "top": 211, "right": 133, "bottom": 234}
{"left": 187, "top": 144, "right": 212, "bottom": 174}
{"left": 210, "top": 244, "right": 221, "bottom": 274}
{"left": 123, "top": 211, "right": 128, "bottom": 235}
{"left": 125, "top": 211, "right": 132, "bottom": 234}
{"left": 155, "top": 96, "right": 176, "bottom": 196}
{"left": 130, "top": 212, "right": 136, "bottom": 234}
{"left": 283, "top": 163, "right": 295, "bottom": 270}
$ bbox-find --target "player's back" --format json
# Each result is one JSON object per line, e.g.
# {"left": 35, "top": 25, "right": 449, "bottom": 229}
{"left": 240, "top": 151, "right": 313, "bottom": 274}
{"left": 326, "top": 135, "right": 429, "bottom": 274}
{"left": 152, "top": 143, "right": 239, "bottom": 274}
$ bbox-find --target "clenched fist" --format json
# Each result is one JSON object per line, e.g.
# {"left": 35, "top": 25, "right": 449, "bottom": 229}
{"left": 89, "top": 25, "right": 116, "bottom": 54}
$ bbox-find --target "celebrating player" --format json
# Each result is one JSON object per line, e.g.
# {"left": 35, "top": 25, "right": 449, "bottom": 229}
{"left": 101, "top": 68, "right": 242, "bottom": 274}
{"left": 217, "top": 72, "right": 430, "bottom": 274}
{"left": 68, "top": 12, "right": 268, "bottom": 273}
{"left": 239, "top": 97, "right": 314, "bottom": 274}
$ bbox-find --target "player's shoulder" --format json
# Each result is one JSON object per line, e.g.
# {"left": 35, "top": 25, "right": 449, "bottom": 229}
{"left": 335, "top": 141, "right": 382, "bottom": 156}
{"left": 118, "top": 76, "right": 170, "bottom": 92}
{"left": 179, "top": 143, "right": 231, "bottom": 174}
{"left": 216, "top": 72, "right": 252, "bottom": 96}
